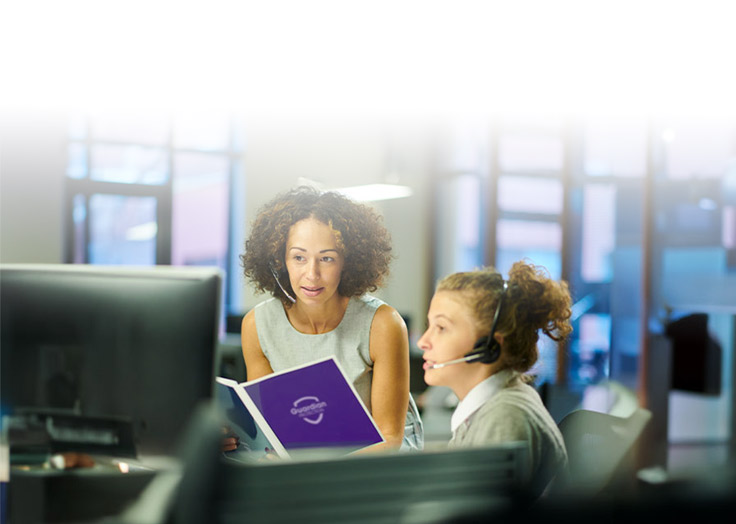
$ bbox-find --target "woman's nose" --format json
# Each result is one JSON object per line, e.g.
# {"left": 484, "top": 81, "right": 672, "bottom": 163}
{"left": 417, "top": 331, "right": 430, "bottom": 351}
{"left": 306, "top": 259, "right": 319, "bottom": 280}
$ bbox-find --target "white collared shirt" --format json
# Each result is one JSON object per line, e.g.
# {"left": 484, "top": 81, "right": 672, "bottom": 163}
{"left": 450, "top": 369, "right": 514, "bottom": 436}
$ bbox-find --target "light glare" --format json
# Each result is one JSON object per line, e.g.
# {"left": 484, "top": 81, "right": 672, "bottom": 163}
{"left": 333, "top": 184, "right": 413, "bottom": 202}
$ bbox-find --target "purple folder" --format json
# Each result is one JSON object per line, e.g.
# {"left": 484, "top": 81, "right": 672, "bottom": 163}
{"left": 217, "top": 356, "right": 384, "bottom": 458}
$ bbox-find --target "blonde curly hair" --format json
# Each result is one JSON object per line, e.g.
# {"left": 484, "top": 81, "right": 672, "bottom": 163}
{"left": 436, "top": 260, "right": 572, "bottom": 373}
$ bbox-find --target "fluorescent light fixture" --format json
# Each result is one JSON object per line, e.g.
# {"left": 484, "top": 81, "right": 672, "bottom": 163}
{"left": 126, "top": 222, "right": 158, "bottom": 241}
{"left": 333, "top": 183, "right": 413, "bottom": 202}
{"left": 296, "top": 177, "right": 325, "bottom": 190}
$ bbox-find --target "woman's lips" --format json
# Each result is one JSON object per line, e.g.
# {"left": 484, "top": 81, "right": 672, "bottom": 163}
{"left": 423, "top": 360, "right": 436, "bottom": 371}
{"left": 301, "top": 286, "right": 324, "bottom": 297}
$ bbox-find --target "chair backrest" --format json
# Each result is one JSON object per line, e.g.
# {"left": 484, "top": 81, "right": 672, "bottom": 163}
{"left": 556, "top": 407, "right": 652, "bottom": 496}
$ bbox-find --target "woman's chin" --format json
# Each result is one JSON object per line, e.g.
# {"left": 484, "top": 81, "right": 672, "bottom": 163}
{"left": 423, "top": 371, "right": 440, "bottom": 387}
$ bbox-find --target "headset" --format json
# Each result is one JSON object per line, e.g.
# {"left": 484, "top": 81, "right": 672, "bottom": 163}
{"left": 429, "top": 280, "right": 508, "bottom": 369}
{"left": 269, "top": 261, "right": 296, "bottom": 303}
{"left": 467, "top": 279, "right": 508, "bottom": 363}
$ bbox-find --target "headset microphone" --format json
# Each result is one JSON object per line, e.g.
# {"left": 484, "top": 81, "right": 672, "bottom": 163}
{"left": 269, "top": 262, "right": 296, "bottom": 303}
{"left": 428, "top": 352, "right": 485, "bottom": 369}
{"left": 428, "top": 280, "right": 508, "bottom": 370}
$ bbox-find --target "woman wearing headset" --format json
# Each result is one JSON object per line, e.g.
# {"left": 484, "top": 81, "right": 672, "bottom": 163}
{"left": 235, "top": 186, "right": 422, "bottom": 452}
{"left": 418, "top": 260, "right": 571, "bottom": 495}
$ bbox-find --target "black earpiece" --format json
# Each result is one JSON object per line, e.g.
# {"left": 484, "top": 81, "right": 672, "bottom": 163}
{"left": 463, "top": 280, "right": 508, "bottom": 365}
{"left": 465, "top": 335, "right": 501, "bottom": 364}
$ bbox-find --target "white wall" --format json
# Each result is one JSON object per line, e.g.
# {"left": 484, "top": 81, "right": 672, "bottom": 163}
{"left": 0, "top": 112, "right": 66, "bottom": 263}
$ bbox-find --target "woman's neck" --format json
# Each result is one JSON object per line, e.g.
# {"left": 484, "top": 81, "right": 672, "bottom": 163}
{"left": 285, "top": 294, "right": 350, "bottom": 334}
{"left": 453, "top": 363, "right": 504, "bottom": 401}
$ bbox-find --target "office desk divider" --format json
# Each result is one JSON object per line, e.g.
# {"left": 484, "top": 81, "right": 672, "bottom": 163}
{"left": 115, "top": 402, "right": 531, "bottom": 524}
{"left": 213, "top": 441, "right": 530, "bottom": 524}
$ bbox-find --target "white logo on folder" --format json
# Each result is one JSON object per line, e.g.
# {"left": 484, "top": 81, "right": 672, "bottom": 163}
{"left": 291, "top": 396, "right": 327, "bottom": 425}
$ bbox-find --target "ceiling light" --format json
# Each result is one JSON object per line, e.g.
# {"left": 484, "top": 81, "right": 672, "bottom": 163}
{"left": 125, "top": 222, "right": 158, "bottom": 241}
{"left": 333, "top": 183, "right": 413, "bottom": 202}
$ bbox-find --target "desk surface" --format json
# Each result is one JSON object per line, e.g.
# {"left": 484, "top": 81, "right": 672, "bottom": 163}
{"left": 8, "top": 455, "right": 175, "bottom": 524}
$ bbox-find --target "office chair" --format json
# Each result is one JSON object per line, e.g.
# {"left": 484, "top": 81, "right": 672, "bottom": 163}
{"left": 555, "top": 407, "right": 652, "bottom": 497}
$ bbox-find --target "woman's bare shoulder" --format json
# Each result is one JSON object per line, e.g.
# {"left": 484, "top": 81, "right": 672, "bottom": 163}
{"left": 372, "top": 303, "right": 407, "bottom": 333}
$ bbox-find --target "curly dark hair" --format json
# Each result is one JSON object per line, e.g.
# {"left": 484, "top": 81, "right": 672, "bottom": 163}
{"left": 436, "top": 259, "right": 572, "bottom": 374}
{"left": 241, "top": 186, "right": 394, "bottom": 306}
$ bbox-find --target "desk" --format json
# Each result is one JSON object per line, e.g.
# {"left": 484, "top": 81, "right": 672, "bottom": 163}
{"left": 8, "top": 456, "right": 170, "bottom": 524}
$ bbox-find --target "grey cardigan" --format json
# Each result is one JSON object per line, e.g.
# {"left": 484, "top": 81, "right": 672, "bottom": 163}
{"left": 449, "top": 372, "right": 568, "bottom": 495}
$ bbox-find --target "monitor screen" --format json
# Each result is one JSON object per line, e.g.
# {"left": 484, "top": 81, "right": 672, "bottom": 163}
{"left": 0, "top": 264, "right": 222, "bottom": 456}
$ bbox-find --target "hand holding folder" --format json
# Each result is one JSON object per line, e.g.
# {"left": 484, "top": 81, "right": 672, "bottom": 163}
{"left": 215, "top": 356, "right": 384, "bottom": 461}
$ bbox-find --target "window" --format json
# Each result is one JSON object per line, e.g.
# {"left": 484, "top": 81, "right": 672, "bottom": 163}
{"left": 434, "top": 174, "right": 487, "bottom": 277}
{"left": 432, "top": 121, "right": 491, "bottom": 278}
{"left": 495, "top": 122, "right": 568, "bottom": 385}
{"left": 64, "top": 111, "right": 244, "bottom": 319}
{"left": 434, "top": 120, "right": 569, "bottom": 386}
{"left": 569, "top": 119, "right": 651, "bottom": 390}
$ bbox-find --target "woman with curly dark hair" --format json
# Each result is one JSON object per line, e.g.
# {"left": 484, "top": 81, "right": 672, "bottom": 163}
{"left": 236, "top": 186, "right": 422, "bottom": 452}
{"left": 418, "top": 260, "right": 572, "bottom": 496}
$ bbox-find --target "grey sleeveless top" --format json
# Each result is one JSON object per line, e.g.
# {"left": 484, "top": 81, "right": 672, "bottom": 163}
{"left": 254, "top": 295, "right": 423, "bottom": 450}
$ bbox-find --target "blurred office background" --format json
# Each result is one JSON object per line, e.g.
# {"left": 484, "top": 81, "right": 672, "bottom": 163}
{"left": 2, "top": 0, "right": 735, "bottom": 486}
{"left": 2, "top": 110, "right": 735, "bottom": 472}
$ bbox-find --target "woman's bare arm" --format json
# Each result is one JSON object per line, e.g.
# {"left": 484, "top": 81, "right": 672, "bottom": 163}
{"left": 241, "top": 309, "right": 274, "bottom": 381}
{"left": 364, "top": 304, "right": 410, "bottom": 451}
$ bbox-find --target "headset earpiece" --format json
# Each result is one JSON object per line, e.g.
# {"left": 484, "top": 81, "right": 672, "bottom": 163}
{"left": 463, "top": 335, "right": 501, "bottom": 364}
{"left": 462, "top": 280, "right": 508, "bottom": 365}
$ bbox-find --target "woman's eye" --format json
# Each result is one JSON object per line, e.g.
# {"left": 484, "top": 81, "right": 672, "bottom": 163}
{"left": 321, "top": 256, "right": 334, "bottom": 263}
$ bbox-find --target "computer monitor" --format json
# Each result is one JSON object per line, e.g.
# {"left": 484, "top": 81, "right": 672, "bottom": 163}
{"left": 665, "top": 312, "right": 722, "bottom": 396}
{"left": 0, "top": 264, "right": 222, "bottom": 457}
